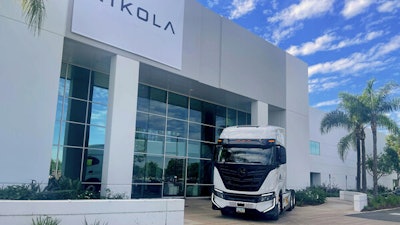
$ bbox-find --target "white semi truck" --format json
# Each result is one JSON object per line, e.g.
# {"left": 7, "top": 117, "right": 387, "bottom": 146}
{"left": 212, "top": 126, "right": 295, "bottom": 220}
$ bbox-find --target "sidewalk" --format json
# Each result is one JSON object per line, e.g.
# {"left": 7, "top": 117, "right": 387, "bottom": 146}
{"left": 184, "top": 197, "right": 399, "bottom": 225}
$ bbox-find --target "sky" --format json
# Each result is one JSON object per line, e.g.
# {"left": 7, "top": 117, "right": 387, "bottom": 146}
{"left": 196, "top": 0, "right": 400, "bottom": 126}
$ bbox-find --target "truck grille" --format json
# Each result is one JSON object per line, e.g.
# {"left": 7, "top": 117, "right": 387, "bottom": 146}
{"left": 215, "top": 164, "right": 275, "bottom": 191}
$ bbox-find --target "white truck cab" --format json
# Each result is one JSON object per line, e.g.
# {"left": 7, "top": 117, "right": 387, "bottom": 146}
{"left": 212, "top": 126, "right": 295, "bottom": 220}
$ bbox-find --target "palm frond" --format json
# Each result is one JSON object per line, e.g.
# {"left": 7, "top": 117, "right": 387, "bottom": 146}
{"left": 337, "top": 133, "right": 356, "bottom": 161}
{"left": 21, "top": 0, "right": 46, "bottom": 35}
{"left": 320, "top": 110, "right": 352, "bottom": 134}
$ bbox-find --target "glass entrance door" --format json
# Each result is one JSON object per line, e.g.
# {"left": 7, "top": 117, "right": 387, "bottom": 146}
{"left": 163, "top": 157, "right": 186, "bottom": 197}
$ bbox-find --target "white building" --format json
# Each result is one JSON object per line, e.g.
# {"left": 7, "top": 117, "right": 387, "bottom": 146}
{"left": 0, "top": 0, "right": 394, "bottom": 200}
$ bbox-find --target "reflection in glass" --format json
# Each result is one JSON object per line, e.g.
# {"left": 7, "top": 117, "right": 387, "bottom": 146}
{"left": 137, "top": 85, "right": 167, "bottom": 115}
{"left": 188, "top": 141, "right": 213, "bottom": 159}
{"left": 132, "top": 154, "right": 163, "bottom": 183}
{"left": 91, "top": 71, "right": 109, "bottom": 104}
{"left": 167, "top": 119, "right": 187, "bottom": 138}
{"left": 68, "top": 65, "right": 90, "bottom": 100}
{"left": 164, "top": 157, "right": 185, "bottom": 196}
{"left": 88, "top": 125, "right": 106, "bottom": 148}
{"left": 132, "top": 184, "right": 162, "bottom": 198}
{"left": 65, "top": 98, "right": 87, "bottom": 123}
{"left": 186, "top": 185, "right": 212, "bottom": 197}
{"left": 187, "top": 158, "right": 212, "bottom": 184}
{"left": 216, "top": 106, "right": 226, "bottom": 128}
{"left": 82, "top": 149, "right": 103, "bottom": 190}
{"left": 227, "top": 108, "right": 237, "bottom": 127}
{"left": 89, "top": 103, "right": 107, "bottom": 126}
{"left": 166, "top": 137, "right": 186, "bottom": 156}
{"left": 168, "top": 93, "right": 188, "bottom": 120}
{"left": 238, "top": 111, "right": 247, "bottom": 125}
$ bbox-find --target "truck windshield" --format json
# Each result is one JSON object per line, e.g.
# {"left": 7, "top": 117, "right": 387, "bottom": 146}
{"left": 216, "top": 147, "right": 274, "bottom": 165}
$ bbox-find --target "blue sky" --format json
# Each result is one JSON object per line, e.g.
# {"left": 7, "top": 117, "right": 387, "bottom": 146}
{"left": 196, "top": 0, "right": 400, "bottom": 125}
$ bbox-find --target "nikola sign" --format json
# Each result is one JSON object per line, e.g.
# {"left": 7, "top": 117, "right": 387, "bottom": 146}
{"left": 72, "top": 0, "right": 185, "bottom": 69}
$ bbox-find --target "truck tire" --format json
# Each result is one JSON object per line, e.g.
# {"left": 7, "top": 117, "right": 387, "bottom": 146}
{"left": 287, "top": 190, "right": 295, "bottom": 211}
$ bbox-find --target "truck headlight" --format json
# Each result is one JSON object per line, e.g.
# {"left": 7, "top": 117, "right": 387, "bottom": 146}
{"left": 213, "top": 189, "right": 224, "bottom": 199}
{"left": 259, "top": 193, "right": 275, "bottom": 202}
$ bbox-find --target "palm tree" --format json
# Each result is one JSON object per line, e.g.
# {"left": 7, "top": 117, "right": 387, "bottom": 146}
{"left": 360, "top": 79, "right": 400, "bottom": 195}
{"left": 21, "top": 0, "right": 46, "bottom": 35}
{"left": 320, "top": 92, "right": 367, "bottom": 192}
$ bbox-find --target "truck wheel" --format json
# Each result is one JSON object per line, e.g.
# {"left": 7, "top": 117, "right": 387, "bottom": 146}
{"left": 268, "top": 204, "right": 280, "bottom": 220}
{"left": 287, "top": 190, "right": 295, "bottom": 211}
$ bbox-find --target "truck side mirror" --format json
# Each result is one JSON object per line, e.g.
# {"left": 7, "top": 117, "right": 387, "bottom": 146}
{"left": 277, "top": 146, "right": 287, "bottom": 164}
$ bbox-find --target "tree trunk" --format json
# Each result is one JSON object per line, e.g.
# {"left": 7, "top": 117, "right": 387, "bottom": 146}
{"left": 361, "top": 137, "right": 367, "bottom": 193}
{"left": 372, "top": 123, "right": 378, "bottom": 195}
{"left": 356, "top": 138, "right": 361, "bottom": 191}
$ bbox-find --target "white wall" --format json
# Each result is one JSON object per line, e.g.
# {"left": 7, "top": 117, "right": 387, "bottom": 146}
{"left": 285, "top": 54, "right": 310, "bottom": 189}
{"left": 0, "top": 199, "right": 184, "bottom": 225}
{"left": 0, "top": 1, "right": 67, "bottom": 185}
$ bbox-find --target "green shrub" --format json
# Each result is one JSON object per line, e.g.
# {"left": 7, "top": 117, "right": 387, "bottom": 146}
{"left": 364, "top": 194, "right": 400, "bottom": 211}
{"left": 32, "top": 216, "right": 60, "bottom": 225}
{"left": 83, "top": 217, "right": 108, "bottom": 225}
{"left": 0, "top": 177, "right": 99, "bottom": 200}
{"left": 295, "top": 186, "right": 327, "bottom": 206}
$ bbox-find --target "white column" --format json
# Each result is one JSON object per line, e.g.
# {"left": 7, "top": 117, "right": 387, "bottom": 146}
{"left": 251, "top": 101, "right": 269, "bottom": 126}
{"left": 101, "top": 55, "right": 139, "bottom": 198}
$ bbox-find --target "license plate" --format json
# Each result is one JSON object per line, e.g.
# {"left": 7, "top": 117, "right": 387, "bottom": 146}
{"left": 236, "top": 207, "right": 245, "bottom": 213}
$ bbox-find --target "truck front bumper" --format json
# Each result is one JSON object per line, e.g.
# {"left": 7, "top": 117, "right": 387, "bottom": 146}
{"left": 211, "top": 190, "right": 276, "bottom": 213}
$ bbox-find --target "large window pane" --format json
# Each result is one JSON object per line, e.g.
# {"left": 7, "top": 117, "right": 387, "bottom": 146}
{"left": 91, "top": 71, "right": 109, "bottom": 104}
{"left": 227, "top": 108, "right": 237, "bottom": 127}
{"left": 186, "top": 185, "right": 212, "bottom": 197}
{"left": 82, "top": 149, "right": 103, "bottom": 186}
{"left": 136, "top": 113, "right": 166, "bottom": 135}
{"left": 187, "top": 158, "right": 212, "bottom": 184}
{"left": 168, "top": 93, "right": 188, "bottom": 120}
{"left": 132, "top": 154, "right": 166, "bottom": 184}
{"left": 88, "top": 103, "right": 107, "bottom": 126}
{"left": 137, "top": 84, "right": 167, "bottom": 115}
{"left": 238, "top": 111, "right": 247, "bottom": 125}
{"left": 188, "top": 141, "right": 213, "bottom": 159}
{"left": 68, "top": 65, "right": 90, "bottom": 100}
{"left": 132, "top": 184, "right": 162, "bottom": 198}
{"left": 167, "top": 119, "right": 187, "bottom": 138}
{"left": 65, "top": 98, "right": 87, "bottom": 123}
{"left": 189, "top": 99, "right": 202, "bottom": 123}
{"left": 135, "top": 133, "right": 165, "bottom": 155}
{"left": 166, "top": 137, "right": 186, "bottom": 156}
{"left": 64, "top": 122, "right": 85, "bottom": 147}
{"left": 189, "top": 123, "right": 215, "bottom": 142}
{"left": 88, "top": 125, "right": 106, "bottom": 148}
{"left": 216, "top": 106, "right": 226, "bottom": 128}
{"left": 164, "top": 157, "right": 185, "bottom": 196}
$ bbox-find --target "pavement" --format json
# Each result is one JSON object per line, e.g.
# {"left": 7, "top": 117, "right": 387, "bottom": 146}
{"left": 184, "top": 197, "right": 400, "bottom": 225}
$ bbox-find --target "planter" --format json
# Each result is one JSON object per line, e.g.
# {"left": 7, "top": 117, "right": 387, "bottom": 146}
{"left": 0, "top": 199, "right": 184, "bottom": 225}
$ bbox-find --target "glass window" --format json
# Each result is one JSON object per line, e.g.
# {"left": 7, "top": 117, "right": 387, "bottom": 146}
{"left": 87, "top": 125, "right": 106, "bottom": 148}
{"left": 187, "top": 158, "right": 212, "bottom": 184}
{"left": 189, "top": 123, "right": 201, "bottom": 140}
{"left": 168, "top": 93, "right": 188, "bottom": 120}
{"left": 164, "top": 157, "right": 185, "bottom": 196}
{"left": 238, "top": 111, "right": 247, "bottom": 125}
{"left": 186, "top": 185, "right": 212, "bottom": 197}
{"left": 91, "top": 71, "right": 109, "bottom": 104}
{"left": 63, "top": 122, "right": 85, "bottom": 147}
{"left": 65, "top": 98, "right": 87, "bottom": 123}
{"left": 88, "top": 103, "right": 108, "bottom": 126}
{"left": 310, "top": 141, "right": 320, "bottom": 155}
{"left": 167, "top": 119, "right": 187, "bottom": 138}
{"left": 137, "top": 85, "right": 168, "bottom": 115}
{"left": 216, "top": 106, "right": 226, "bottom": 128}
{"left": 136, "top": 113, "right": 166, "bottom": 135}
{"left": 166, "top": 137, "right": 186, "bottom": 156}
{"left": 82, "top": 149, "right": 103, "bottom": 182}
{"left": 227, "top": 108, "right": 237, "bottom": 127}
{"left": 68, "top": 65, "right": 91, "bottom": 100}
{"left": 188, "top": 141, "right": 214, "bottom": 159}
{"left": 132, "top": 184, "right": 162, "bottom": 198}
{"left": 132, "top": 154, "right": 164, "bottom": 184}
{"left": 189, "top": 99, "right": 202, "bottom": 123}
{"left": 135, "top": 133, "right": 164, "bottom": 154}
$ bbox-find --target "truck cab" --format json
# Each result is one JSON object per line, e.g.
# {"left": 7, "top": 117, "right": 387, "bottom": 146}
{"left": 212, "top": 126, "right": 295, "bottom": 220}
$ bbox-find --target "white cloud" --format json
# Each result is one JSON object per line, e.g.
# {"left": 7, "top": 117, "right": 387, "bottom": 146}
{"left": 308, "top": 35, "right": 400, "bottom": 77}
{"left": 207, "top": 0, "right": 220, "bottom": 8}
{"left": 268, "top": 0, "right": 334, "bottom": 26}
{"left": 229, "top": 0, "right": 259, "bottom": 19}
{"left": 309, "top": 77, "right": 351, "bottom": 93}
{"left": 287, "top": 34, "right": 336, "bottom": 56}
{"left": 287, "top": 31, "right": 383, "bottom": 56}
{"left": 377, "top": 0, "right": 400, "bottom": 13}
{"left": 312, "top": 99, "right": 340, "bottom": 108}
{"left": 341, "top": 0, "right": 374, "bottom": 19}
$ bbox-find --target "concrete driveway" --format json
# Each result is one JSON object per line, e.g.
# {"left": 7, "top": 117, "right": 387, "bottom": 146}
{"left": 184, "top": 197, "right": 400, "bottom": 225}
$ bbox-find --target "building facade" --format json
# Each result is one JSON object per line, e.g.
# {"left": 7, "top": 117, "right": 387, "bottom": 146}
{"left": 2, "top": 0, "right": 312, "bottom": 198}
